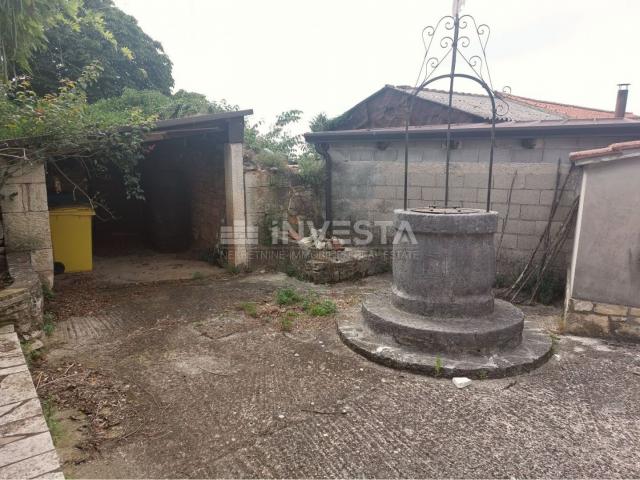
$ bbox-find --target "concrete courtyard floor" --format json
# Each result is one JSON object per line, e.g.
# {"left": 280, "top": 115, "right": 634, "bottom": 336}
{"left": 32, "top": 269, "right": 640, "bottom": 478}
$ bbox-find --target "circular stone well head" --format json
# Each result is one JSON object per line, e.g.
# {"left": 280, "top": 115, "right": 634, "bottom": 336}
{"left": 392, "top": 207, "right": 499, "bottom": 317}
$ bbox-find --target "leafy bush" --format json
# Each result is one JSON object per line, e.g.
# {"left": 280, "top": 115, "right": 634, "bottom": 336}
{"left": 254, "top": 150, "right": 288, "bottom": 172}
{"left": 245, "top": 109, "right": 327, "bottom": 188}
{"left": 297, "top": 153, "right": 325, "bottom": 188}
{"left": 0, "top": 64, "right": 154, "bottom": 208}
{"left": 90, "top": 87, "right": 237, "bottom": 123}
{"left": 245, "top": 110, "right": 304, "bottom": 161}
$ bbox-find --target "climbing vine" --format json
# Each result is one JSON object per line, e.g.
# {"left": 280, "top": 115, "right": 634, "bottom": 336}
{"left": 0, "top": 63, "right": 154, "bottom": 215}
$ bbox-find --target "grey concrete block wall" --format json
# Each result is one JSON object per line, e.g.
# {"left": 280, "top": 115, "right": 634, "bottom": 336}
{"left": 327, "top": 135, "right": 634, "bottom": 277}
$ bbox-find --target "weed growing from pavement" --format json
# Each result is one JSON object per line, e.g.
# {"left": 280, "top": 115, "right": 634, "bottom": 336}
{"left": 41, "top": 398, "right": 62, "bottom": 444}
{"left": 42, "top": 284, "right": 55, "bottom": 300}
{"left": 276, "top": 287, "right": 303, "bottom": 306}
{"left": 20, "top": 341, "right": 42, "bottom": 366}
{"left": 273, "top": 288, "right": 337, "bottom": 331}
{"left": 240, "top": 302, "right": 258, "bottom": 318}
{"left": 192, "top": 271, "right": 205, "bottom": 280}
{"left": 434, "top": 356, "right": 443, "bottom": 376}
{"left": 43, "top": 312, "right": 56, "bottom": 336}
{"left": 304, "top": 298, "right": 337, "bottom": 317}
{"left": 478, "top": 369, "right": 488, "bottom": 380}
{"left": 225, "top": 264, "right": 240, "bottom": 275}
{"left": 280, "top": 310, "right": 298, "bottom": 332}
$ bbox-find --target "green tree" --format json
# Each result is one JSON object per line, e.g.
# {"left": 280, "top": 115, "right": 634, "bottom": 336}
{"left": 89, "top": 87, "right": 238, "bottom": 122}
{"left": 245, "top": 109, "right": 304, "bottom": 160}
{"left": 0, "top": 0, "right": 78, "bottom": 82}
{"left": 25, "top": 0, "right": 173, "bottom": 101}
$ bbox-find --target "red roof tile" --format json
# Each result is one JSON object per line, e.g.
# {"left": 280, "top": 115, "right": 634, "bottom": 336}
{"left": 570, "top": 140, "right": 640, "bottom": 162}
{"left": 503, "top": 93, "right": 639, "bottom": 120}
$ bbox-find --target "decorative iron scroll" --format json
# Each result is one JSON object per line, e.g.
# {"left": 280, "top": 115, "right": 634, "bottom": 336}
{"left": 404, "top": 9, "right": 506, "bottom": 211}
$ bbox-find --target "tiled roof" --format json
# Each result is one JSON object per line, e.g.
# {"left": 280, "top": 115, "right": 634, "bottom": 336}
{"left": 570, "top": 140, "right": 640, "bottom": 163}
{"left": 391, "top": 86, "right": 564, "bottom": 122}
{"left": 502, "top": 93, "right": 639, "bottom": 120}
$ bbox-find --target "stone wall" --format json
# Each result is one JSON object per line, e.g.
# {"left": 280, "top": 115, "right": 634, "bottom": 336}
{"left": 0, "top": 323, "right": 63, "bottom": 477}
{"left": 0, "top": 252, "right": 44, "bottom": 334}
{"left": 244, "top": 168, "right": 324, "bottom": 248}
{"left": 326, "top": 134, "right": 636, "bottom": 278}
{"left": 565, "top": 298, "right": 640, "bottom": 341}
{"left": 0, "top": 162, "right": 53, "bottom": 286}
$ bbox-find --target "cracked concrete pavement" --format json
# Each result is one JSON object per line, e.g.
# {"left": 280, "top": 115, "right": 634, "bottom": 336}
{"left": 34, "top": 271, "right": 640, "bottom": 478}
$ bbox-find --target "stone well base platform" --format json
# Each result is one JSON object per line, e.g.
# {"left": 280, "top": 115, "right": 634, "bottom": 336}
{"left": 363, "top": 294, "right": 525, "bottom": 355}
{"left": 338, "top": 313, "right": 553, "bottom": 379}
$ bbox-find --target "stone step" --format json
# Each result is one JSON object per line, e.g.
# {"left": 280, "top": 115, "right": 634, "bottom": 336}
{"left": 362, "top": 294, "right": 524, "bottom": 355}
{"left": 338, "top": 315, "right": 553, "bottom": 379}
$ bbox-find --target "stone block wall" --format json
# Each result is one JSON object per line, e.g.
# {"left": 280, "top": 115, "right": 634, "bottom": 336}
{"left": 0, "top": 163, "right": 53, "bottom": 286}
{"left": 327, "top": 135, "right": 633, "bottom": 278}
{"left": 244, "top": 169, "right": 291, "bottom": 245}
{"left": 0, "top": 252, "right": 44, "bottom": 333}
{"left": 565, "top": 298, "right": 640, "bottom": 342}
{"left": 244, "top": 168, "right": 324, "bottom": 247}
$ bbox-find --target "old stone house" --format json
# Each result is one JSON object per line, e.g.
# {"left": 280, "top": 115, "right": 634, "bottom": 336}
{"left": 305, "top": 85, "right": 640, "bottom": 277}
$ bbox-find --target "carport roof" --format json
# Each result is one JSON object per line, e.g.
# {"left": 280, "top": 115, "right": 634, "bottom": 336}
{"left": 146, "top": 109, "right": 253, "bottom": 143}
{"left": 154, "top": 109, "right": 253, "bottom": 130}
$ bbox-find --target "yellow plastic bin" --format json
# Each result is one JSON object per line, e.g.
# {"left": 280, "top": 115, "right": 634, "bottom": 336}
{"left": 49, "top": 206, "right": 95, "bottom": 272}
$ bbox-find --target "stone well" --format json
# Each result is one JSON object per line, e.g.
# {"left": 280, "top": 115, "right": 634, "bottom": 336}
{"left": 338, "top": 207, "right": 552, "bottom": 378}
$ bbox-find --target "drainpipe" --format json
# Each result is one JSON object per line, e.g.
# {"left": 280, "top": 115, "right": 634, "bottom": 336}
{"left": 315, "top": 143, "right": 332, "bottom": 236}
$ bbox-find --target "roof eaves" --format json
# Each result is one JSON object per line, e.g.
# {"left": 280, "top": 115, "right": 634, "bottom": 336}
{"left": 570, "top": 140, "right": 640, "bottom": 165}
{"left": 154, "top": 109, "right": 253, "bottom": 130}
{"left": 305, "top": 119, "right": 640, "bottom": 143}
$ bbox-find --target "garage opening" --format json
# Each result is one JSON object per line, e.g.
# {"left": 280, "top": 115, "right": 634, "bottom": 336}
{"left": 47, "top": 110, "right": 252, "bottom": 278}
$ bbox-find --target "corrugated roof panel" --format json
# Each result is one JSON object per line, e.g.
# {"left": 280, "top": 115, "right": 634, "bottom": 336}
{"left": 392, "top": 86, "right": 565, "bottom": 122}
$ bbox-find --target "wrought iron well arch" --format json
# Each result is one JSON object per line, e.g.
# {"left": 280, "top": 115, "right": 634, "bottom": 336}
{"left": 402, "top": 10, "right": 505, "bottom": 213}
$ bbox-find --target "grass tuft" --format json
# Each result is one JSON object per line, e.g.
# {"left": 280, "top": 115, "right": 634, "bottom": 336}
{"left": 434, "top": 356, "right": 443, "bottom": 377}
{"left": 304, "top": 298, "right": 337, "bottom": 317}
{"left": 41, "top": 399, "right": 62, "bottom": 444}
{"left": 280, "top": 310, "right": 298, "bottom": 332}
{"left": 43, "top": 312, "right": 56, "bottom": 336}
{"left": 240, "top": 302, "right": 258, "bottom": 318}
{"left": 275, "top": 287, "right": 303, "bottom": 306}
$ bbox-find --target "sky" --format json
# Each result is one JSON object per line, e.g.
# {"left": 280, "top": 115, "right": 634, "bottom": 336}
{"left": 114, "top": 0, "right": 640, "bottom": 132}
